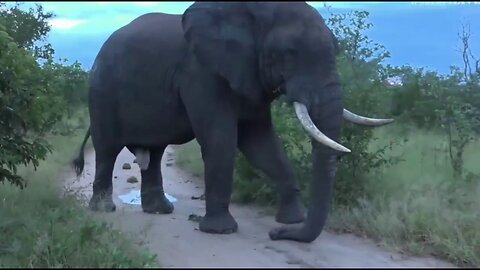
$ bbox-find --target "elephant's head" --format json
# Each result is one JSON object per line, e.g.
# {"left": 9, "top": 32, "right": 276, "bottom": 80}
{"left": 182, "top": 2, "right": 393, "bottom": 242}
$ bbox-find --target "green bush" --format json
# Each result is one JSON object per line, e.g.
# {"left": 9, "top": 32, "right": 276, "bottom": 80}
{"left": 0, "top": 111, "right": 157, "bottom": 268}
{"left": 232, "top": 102, "right": 311, "bottom": 205}
{"left": 42, "top": 59, "right": 89, "bottom": 115}
{"left": 0, "top": 2, "right": 88, "bottom": 188}
{"left": 0, "top": 3, "right": 155, "bottom": 267}
{"left": 0, "top": 2, "right": 54, "bottom": 59}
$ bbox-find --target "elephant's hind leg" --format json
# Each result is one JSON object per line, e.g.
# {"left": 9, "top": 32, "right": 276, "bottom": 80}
{"left": 140, "top": 146, "right": 174, "bottom": 214}
{"left": 89, "top": 147, "right": 122, "bottom": 212}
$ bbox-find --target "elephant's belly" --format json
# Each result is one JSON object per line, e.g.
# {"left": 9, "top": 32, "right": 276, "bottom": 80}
{"left": 118, "top": 95, "right": 195, "bottom": 147}
{"left": 121, "top": 117, "right": 194, "bottom": 147}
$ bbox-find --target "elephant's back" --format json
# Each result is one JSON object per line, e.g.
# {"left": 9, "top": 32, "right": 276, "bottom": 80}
{"left": 105, "top": 12, "right": 185, "bottom": 49}
{"left": 90, "top": 12, "right": 187, "bottom": 86}
{"left": 88, "top": 12, "right": 192, "bottom": 146}
{"left": 118, "top": 12, "right": 185, "bottom": 48}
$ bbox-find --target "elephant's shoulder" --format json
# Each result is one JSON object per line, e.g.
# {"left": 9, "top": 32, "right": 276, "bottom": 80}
{"left": 109, "top": 13, "right": 183, "bottom": 46}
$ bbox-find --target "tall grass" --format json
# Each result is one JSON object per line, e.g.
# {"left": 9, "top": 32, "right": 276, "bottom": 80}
{"left": 175, "top": 125, "right": 479, "bottom": 267}
{"left": 0, "top": 110, "right": 158, "bottom": 268}
{"left": 328, "top": 125, "right": 479, "bottom": 267}
{"left": 174, "top": 142, "right": 203, "bottom": 178}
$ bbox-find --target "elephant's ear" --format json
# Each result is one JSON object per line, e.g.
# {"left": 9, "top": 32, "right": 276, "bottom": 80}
{"left": 182, "top": 2, "right": 263, "bottom": 101}
{"left": 329, "top": 28, "right": 340, "bottom": 56}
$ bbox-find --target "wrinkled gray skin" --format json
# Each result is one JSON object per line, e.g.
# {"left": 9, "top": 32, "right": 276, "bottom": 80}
{"left": 73, "top": 2, "right": 391, "bottom": 243}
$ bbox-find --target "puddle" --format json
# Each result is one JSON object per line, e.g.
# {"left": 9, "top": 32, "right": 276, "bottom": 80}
{"left": 118, "top": 189, "right": 177, "bottom": 205}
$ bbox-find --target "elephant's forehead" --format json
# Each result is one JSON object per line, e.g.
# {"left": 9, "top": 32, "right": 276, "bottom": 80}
{"left": 270, "top": 22, "right": 327, "bottom": 48}
{"left": 219, "top": 23, "right": 255, "bottom": 45}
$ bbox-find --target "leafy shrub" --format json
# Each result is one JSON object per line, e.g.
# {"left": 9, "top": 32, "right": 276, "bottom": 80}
{"left": 0, "top": 2, "right": 88, "bottom": 188}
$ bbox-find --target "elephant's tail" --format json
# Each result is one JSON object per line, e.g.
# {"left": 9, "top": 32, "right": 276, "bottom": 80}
{"left": 73, "top": 126, "right": 91, "bottom": 176}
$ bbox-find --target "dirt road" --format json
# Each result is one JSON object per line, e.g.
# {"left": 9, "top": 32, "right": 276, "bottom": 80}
{"left": 64, "top": 146, "right": 455, "bottom": 268}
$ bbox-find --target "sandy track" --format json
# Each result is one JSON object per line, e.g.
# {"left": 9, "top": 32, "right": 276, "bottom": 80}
{"left": 63, "top": 146, "right": 455, "bottom": 268}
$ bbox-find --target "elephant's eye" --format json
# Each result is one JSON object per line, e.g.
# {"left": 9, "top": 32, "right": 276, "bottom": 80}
{"left": 267, "top": 49, "right": 281, "bottom": 63}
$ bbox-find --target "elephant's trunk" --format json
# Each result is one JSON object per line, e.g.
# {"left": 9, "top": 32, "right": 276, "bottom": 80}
{"left": 271, "top": 94, "right": 395, "bottom": 242}
{"left": 301, "top": 141, "right": 339, "bottom": 242}
{"left": 269, "top": 91, "right": 344, "bottom": 243}
{"left": 300, "top": 96, "right": 343, "bottom": 242}
{"left": 271, "top": 72, "right": 394, "bottom": 242}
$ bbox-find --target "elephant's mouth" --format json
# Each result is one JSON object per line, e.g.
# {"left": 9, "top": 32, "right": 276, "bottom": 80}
{"left": 272, "top": 86, "right": 283, "bottom": 97}
{"left": 270, "top": 82, "right": 393, "bottom": 154}
{"left": 292, "top": 102, "right": 394, "bottom": 154}
{"left": 272, "top": 80, "right": 393, "bottom": 153}
{"left": 267, "top": 82, "right": 286, "bottom": 99}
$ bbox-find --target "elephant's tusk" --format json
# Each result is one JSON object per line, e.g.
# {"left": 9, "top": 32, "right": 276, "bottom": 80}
{"left": 293, "top": 102, "right": 351, "bottom": 153}
{"left": 135, "top": 148, "right": 150, "bottom": 171}
{"left": 343, "top": 109, "right": 394, "bottom": 126}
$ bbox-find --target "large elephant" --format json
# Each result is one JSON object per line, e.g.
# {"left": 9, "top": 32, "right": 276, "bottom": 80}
{"left": 73, "top": 2, "right": 393, "bottom": 243}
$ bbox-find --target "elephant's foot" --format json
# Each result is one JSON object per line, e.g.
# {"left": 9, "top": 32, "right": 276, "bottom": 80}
{"left": 88, "top": 193, "right": 116, "bottom": 212}
{"left": 275, "top": 196, "right": 305, "bottom": 224}
{"left": 269, "top": 226, "right": 316, "bottom": 243}
{"left": 142, "top": 193, "right": 174, "bottom": 214}
{"left": 199, "top": 212, "right": 238, "bottom": 234}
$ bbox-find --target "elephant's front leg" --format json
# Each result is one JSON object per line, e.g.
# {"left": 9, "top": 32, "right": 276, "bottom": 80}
{"left": 180, "top": 75, "right": 239, "bottom": 234}
{"left": 197, "top": 124, "right": 238, "bottom": 234}
{"left": 238, "top": 117, "right": 305, "bottom": 224}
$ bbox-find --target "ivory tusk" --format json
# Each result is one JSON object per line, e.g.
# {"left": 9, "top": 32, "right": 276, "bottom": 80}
{"left": 343, "top": 109, "right": 394, "bottom": 126}
{"left": 293, "top": 102, "right": 351, "bottom": 153}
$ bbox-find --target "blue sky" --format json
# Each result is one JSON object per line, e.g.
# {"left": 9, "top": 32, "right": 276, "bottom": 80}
{"left": 33, "top": 2, "right": 385, "bottom": 33}
{"left": 14, "top": 2, "right": 480, "bottom": 74}
{"left": 35, "top": 1, "right": 457, "bottom": 32}
{"left": 31, "top": 2, "right": 479, "bottom": 31}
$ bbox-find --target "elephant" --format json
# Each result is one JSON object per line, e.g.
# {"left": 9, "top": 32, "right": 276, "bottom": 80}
{"left": 72, "top": 2, "right": 393, "bottom": 243}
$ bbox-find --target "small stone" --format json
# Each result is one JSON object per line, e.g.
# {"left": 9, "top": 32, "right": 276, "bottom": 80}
{"left": 191, "top": 194, "right": 205, "bottom": 200}
{"left": 188, "top": 214, "right": 203, "bottom": 222}
{"left": 126, "top": 176, "right": 138, "bottom": 183}
{"left": 286, "top": 259, "right": 301, "bottom": 265}
{"left": 114, "top": 176, "right": 118, "bottom": 179}
{"left": 122, "top": 163, "right": 131, "bottom": 170}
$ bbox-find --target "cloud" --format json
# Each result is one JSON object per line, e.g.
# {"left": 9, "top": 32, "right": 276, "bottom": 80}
{"left": 93, "top": 2, "right": 125, "bottom": 6}
{"left": 307, "top": 1, "right": 391, "bottom": 9}
{"left": 48, "top": 18, "right": 88, "bottom": 30}
{"left": 133, "top": 2, "right": 160, "bottom": 7}
{"left": 409, "top": 1, "right": 479, "bottom": 5}
{"left": 92, "top": 1, "right": 162, "bottom": 7}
